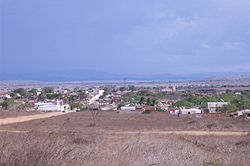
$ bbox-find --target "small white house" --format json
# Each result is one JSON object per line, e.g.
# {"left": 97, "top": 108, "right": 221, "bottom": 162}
{"left": 181, "top": 108, "right": 202, "bottom": 115}
{"left": 237, "top": 110, "right": 244, "bottom": 116}
{"left": 171, "top": 108, "right": 202, "bottom": 115}
{"left": 207, "top": 102, "right": 228, "bottom": 113}
{"left": 232, "top": 110, "right": 250, "bottom": 119}
{"left": 241, "top": 110, "right": 250, "bottom": 119}
{"left": 100, "top": 105, "right": 115, "bottom": 111}
{"left": 120, "top": 106, "right": 136, "bottom": 111}
{"left": 4, "top": 94, "right": 12, "bottom": 99}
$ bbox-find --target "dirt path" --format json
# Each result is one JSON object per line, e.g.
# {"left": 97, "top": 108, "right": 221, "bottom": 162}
{"left": 0, "top": 112, "right": 69, "bottom": 125}
{"left": 0, "top": 130, "right": 28, "bottom": 133}
{"left": 113, "top": 130, "right": 250, "bottom": 136}
{"left": 0, "top": 129, "right": 249, "bottom": 136}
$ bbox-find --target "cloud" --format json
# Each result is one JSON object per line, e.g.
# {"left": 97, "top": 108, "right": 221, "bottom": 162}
{"left": 116, "top": 17, "right": 198, "bottom": 47}
{"left": 200, "top": 42, "right": 211, "bottom": 49}
{"left": 3, "top": 0, "right": 250, "bottom": 75}
{"left": 223, "top": 42, "right": 241, "bottom": 49}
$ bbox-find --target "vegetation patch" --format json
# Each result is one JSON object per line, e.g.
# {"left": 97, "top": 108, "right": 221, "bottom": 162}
{"left": 72, "top": 138, "right": 92, "bottom": 145}
{"left": 206, "top": 123, "right": 217, "bottom": 129}
{"left": 203, "top": 159, "right": 224, "bottom": 166}
{"left": 235, "top": 140, "right": 248, "bottom": 147}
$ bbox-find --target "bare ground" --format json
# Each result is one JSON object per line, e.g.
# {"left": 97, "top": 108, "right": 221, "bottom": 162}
{"left": 0, "top": 111, "right": 250, "bottom": 166}
{"left": 0, "top": 110, "right": 41, "bottom": 119}
{"left": 0, "top": 112, "right": 69, "bottom": 125}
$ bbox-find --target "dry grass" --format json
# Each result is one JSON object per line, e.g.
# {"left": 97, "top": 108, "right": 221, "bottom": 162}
{"left": 0, "top": 132, "right": 250, "bottom": 166}
{"left": 0, "top": 112, "right": 250, "bottom": 165}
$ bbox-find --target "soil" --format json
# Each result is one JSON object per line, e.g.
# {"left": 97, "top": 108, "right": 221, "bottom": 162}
{"left": 1, "top": 111, "right": 249, "bottom": 132}
{"left": 0, "top": 110, "right": 41, "bottom": 119}
{"left": 0, "top": 112, "right": 68, "bottom": 125}
{"left": 0, "top": 111, "right": 250, "bottom": 166}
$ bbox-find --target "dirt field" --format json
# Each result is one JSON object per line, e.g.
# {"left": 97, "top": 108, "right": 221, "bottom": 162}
{"left": 0, "top": 112, "right": 68, "bottom": 125}
{"left": 0, "top": 112, "right": 250, "bottom": 166}
{"left": 0, "top": 110, "right": 41, "bottom": 119}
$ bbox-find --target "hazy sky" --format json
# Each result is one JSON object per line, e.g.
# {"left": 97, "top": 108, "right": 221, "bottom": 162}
{"left": 1, "top": 0, "right": 250, "bottom": 76}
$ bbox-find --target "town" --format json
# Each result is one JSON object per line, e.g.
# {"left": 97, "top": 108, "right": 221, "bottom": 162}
{"left": 1, "top": 79, "right": 250, "bottom": 119}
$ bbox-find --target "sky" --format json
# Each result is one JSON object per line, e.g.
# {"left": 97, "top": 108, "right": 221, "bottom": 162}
{"left": 1, "top": 0, "right": 250, "bottom": 78}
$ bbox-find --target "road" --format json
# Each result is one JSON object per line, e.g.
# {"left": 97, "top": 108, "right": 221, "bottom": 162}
{"left": 0, "top": 112, "right": 68, "bottom": 125}
{"left": 89, "top": 90, "right": 104, "bottom": 104}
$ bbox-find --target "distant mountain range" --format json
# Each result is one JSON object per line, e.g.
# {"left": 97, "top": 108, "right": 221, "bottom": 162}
{"left": 1, "top": 69, "right": 250, "bottom": 82}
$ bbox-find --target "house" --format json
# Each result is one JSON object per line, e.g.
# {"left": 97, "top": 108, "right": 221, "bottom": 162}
{"left": 207, "top": 102, "right": 228, "bottom": 113}
{"left": 243, "top": 110, "right": 250, "bottom": 119}
{"left": 230, "top": 111, "right": 242, "bottom": 118}
{"left": 120, "top": 106, "right": 136, "bottom": 112}
{"left": 234, "top": 110, "right": 250, "bottom": 119}
{"left": 171, "top": 107, "right": 202, "bottom": 115}
{"left": 35, "top": 99, "right": 70, "bottom": 112}
{"left": 4, "top": 94, "right": 12, "bottom": 99}
{"left": 180, "top": 108, "right": 202, "bottom": 115}
{"left": 100, "top": 105, "right": 116, "bottom": 111}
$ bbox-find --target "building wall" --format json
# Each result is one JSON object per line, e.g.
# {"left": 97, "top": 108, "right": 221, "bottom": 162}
{"left": 207, "top": 102, "right": 228, "bottom": 113}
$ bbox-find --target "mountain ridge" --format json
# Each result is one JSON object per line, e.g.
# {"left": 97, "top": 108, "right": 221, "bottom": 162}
{"left": 1, "top": 69, "right": 250, "bottom": 82}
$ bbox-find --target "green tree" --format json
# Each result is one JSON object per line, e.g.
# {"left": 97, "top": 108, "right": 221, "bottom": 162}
{"left": 42, "top": 87, "right": 54, "bottom": 94}
{"left": 78, "top": 91, "right": 87, "bottom": 100}
{"left": 128, "top": 85, "right": 136, "bottom": 91}
{"left": 70, "top": 102, "right": 85, "bottom": 110}
{"left": 68, "top": 95, "right": 78, "bottom": 103}
{"left": 139, "top": 97, "right": 145, "bottom": 105}
{"left": 226, "top": 89, "right": 232, "bottom": 94}
{"left": 9, "top": 92, "right": 16, "bottom": 98}
{"left": 224, "top": 103, "right": 237, "bottom": 114}
{"left": 119, "top": 87, "right": 126, "bottom": 92}
{"left": 14, "top": 88, "right": 29, "bottom": 97}
{"left": 46, "top": 93, "right": 62, "bottom": 100}
{"left": 146, "top": 98, "right": 151, "bottom": 105}
{"left": 38, "top": 93, "right": 47, "bottom": 101}
{"left": 174, "top": 99, "right": 194, "bottom": 107}
{"left": 1, "top": 99, "right": 15, "bottom": 110}
{"left": 151, "top": 98, "right": 158, "bottom": 106}
{"left": 74, "top": 87, "right": 80, "bottom": 92}
{"left": 29, "top": 88, "right": 38, "bottom": 95}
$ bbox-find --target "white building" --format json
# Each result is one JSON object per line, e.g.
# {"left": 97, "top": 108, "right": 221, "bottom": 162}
{"left": 181, "top": 108, "right": 202, "bottom": 114}
{"left": 231, "top": 110, "right": 250, "bottom": 119}
{"left": 207, "top": 102, "right": 229, "bottom": 113}
{"left": 4, "top": 94, "right": 12, "bottom": 99}
{"left": 120, "top": 106, "right": 136, "bottom": 112}
{"left": 171, "top": 108, "right": 202, "bottom": 115}
{"left": 237, "top": 110, "right": 250, "bottom": 118}
{"left": 35, "top": 99, "right": 70, "bottom": 112}
{"left": 162, "top": 85, "right": 176, "bottom": 93}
